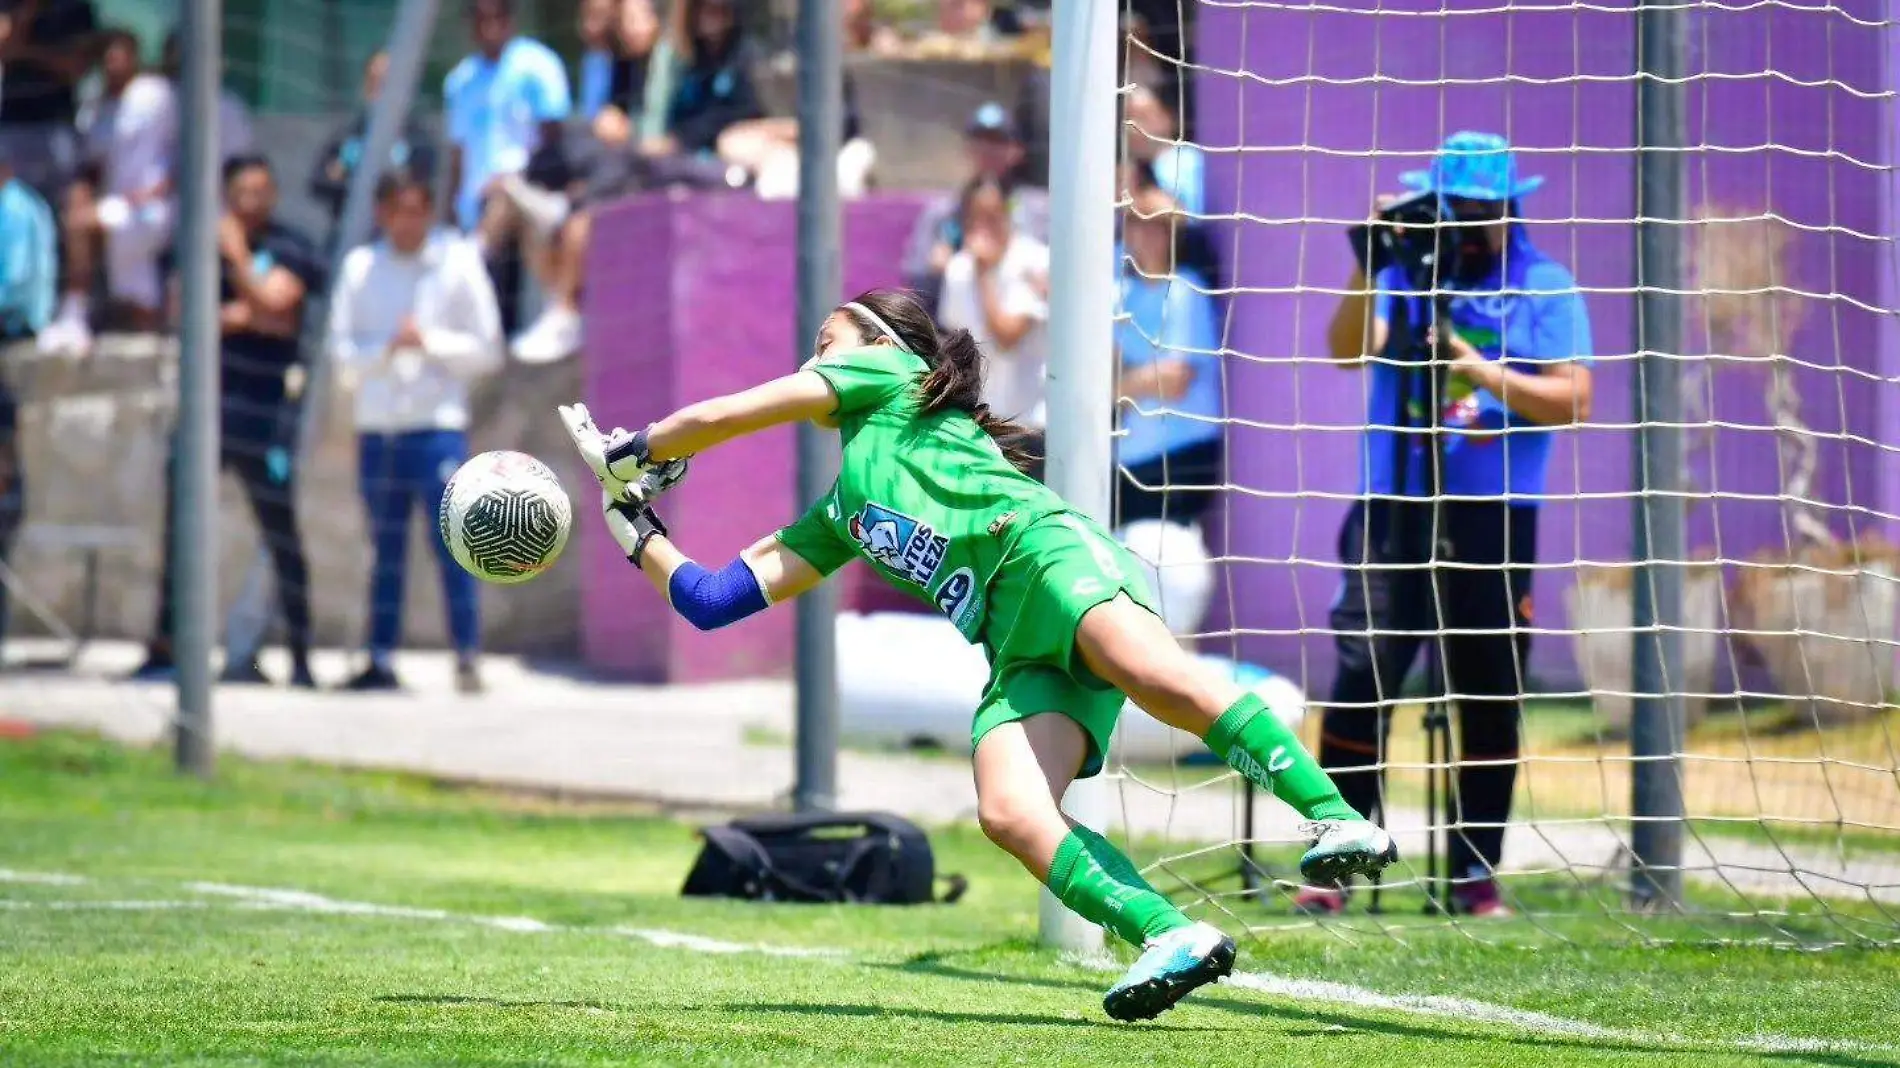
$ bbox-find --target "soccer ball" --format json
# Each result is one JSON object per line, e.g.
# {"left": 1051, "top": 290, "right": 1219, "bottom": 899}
{"left": 438, "top": 450, "right": 573, "bottom": 585}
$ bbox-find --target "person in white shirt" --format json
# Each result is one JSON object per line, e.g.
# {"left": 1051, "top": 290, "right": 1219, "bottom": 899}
{"left": 327, "top": 170, "right": 505, "bottom": 694}
{"left": 40, "top": 28, "right": 175, "bottom": 356}
{"left": 936, "top": 176, "right": 1051, "bottom": 475}
{"left": 161, "top": 29, "right": 256, "bottom": 164}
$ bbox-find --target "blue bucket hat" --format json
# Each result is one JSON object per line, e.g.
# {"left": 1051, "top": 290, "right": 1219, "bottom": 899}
{"left": 1399, "top": 131, "right": 1543, "bottom": 202}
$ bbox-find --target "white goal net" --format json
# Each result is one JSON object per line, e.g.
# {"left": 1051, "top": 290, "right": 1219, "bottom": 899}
{"left": 1109, "top": 0, "right": 1900, "bottom": 944}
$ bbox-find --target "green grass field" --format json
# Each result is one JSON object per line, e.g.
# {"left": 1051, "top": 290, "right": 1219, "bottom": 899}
{"left": 3, "top": 730, "right": 1897, "bottom": 1067}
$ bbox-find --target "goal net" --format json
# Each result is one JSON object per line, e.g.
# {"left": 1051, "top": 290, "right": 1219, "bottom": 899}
{"left": 1108, "top": 0, "right": 1900, "bottom": 944}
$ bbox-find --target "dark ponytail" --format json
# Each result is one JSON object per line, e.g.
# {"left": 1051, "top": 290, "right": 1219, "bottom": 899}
{"left": 839, "top": 287, "right": 1038, "bottom": 474}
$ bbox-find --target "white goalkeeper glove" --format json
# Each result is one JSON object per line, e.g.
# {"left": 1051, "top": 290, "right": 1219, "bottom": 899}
{"left": 557, "top": 402, "right": 688, "bottom": 503}
{"left": 601, "top": 489, "right": 669, "bottom": 567}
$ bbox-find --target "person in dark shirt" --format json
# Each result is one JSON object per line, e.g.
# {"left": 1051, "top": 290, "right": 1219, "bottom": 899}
{"left": 658, "top": 0, "right": 761, "bottom": 162}
{"left": 0, "top": 0, "right": 98, "bottom": 201}
{"left": 0, "top": 357, "right": 21, "bottom": 658}
{"left": 133, "top": 155, "right": 324, "bottom": 688}
{"left": 308, "top": 50, "right": 437, "bottom": 251}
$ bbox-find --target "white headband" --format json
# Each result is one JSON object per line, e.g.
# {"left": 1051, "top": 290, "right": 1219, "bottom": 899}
{"left": 842, "top": 301, "right": 910, "bottom": 353}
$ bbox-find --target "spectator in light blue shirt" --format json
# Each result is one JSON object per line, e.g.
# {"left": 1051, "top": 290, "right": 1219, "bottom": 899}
{"left": 1114, "top": 181, "right": 1224, "bottom": 529}
{"left": 1124, "top": 85, "right": 1219, "bottom": 291}
{"left": 575, "top": 0, "right": 618, "bottom": 122}
{"left": 0, "top": 158, "right": 57, "bottom": 342}
{"left": 443, "top": 0, "right": 573, "bottom": 238}
{"left": 1125, "top": 84, "right": 1203, "bottom": 217}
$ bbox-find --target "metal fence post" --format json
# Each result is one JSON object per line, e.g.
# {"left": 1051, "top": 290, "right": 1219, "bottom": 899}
{"left": 792, "top": 0, "right": 843, "bottom": 813}
{"left": 173, "top": 0, "right": 224, "bottom": 777}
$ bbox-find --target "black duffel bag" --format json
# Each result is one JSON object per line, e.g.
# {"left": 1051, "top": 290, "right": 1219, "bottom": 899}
{"left": 682, "top": 811, "right": 966, "bottom": 905}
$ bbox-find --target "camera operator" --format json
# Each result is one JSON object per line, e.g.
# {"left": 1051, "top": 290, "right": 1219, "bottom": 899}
{"left": 1305, "top": 132, "right": 1594, "bottom": 918}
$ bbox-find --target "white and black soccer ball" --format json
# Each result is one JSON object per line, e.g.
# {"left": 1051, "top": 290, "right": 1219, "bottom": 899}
{"left": 438, "top": 450, "right": 573, "bottom": 585}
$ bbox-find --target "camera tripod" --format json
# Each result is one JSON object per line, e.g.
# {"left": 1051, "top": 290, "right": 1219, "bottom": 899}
{"left": 1236, "top": 292, "right": 1461, "bottom": 916}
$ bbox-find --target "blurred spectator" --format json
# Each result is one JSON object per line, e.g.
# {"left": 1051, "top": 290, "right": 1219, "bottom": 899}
{"left": 0, "top": 147, "right": 51, "bottom": 632}
{"left": 0, "top": 148, "right": 56, "bottom": 342}
{"left": 443, "top": 0, "right": 570, "bottom": 343}
{"left": 655, "top": 0, "right": 761, "bottom": 176}
{"left": 1115, "top": 181, "right": 1223, "bottom": 524}
{"left": 41, "top": 27, "right": 173, "bottom": 357}
{"left": 500, "top": 0, "right": 675, "bottom": 362}
{"left": 936, "top": 176, "right": 1049, "bottom": 464}
{"left": 133, "top": 156, "right": 324, "bottom": 688}
{"left": 309, "top": 50, "right": 437, "bottom": 251}
{"left": 1124, "top": 84, "right": 1202, "bottom": 217}
{"left": 328, "top": 171, "right": 502, "bottom": 694}
{"left": 912, "top": 0, "right": 1021, "bottom": 56}
{"left": 0, "top": 334, "right": 17, "bottom": 655}
{"left": 902, "top": 102, "right": 1048, "bottom": 311}
{"left": 0, "top": 0, "right": 97, "bottom": 202}
{"left": 1113, "top": 182, "right": 1224, "bottom": 638}
{"left": 574, "top": 0, "right": 618, "bottom": 121}
{"left": 162, "top": 29, "right": 256, "bottom": 165}
{"left": 1120, "top": 13, "right": 1174, "bottom": 98}
{"left": 844, "top": 0, "right": 903, "bottom": 56}
{"left": 719, "top": 53, "right": 873, "bottom": 201}
{"left": 1124, "top": 86, "right": 1221, "bottom": 292}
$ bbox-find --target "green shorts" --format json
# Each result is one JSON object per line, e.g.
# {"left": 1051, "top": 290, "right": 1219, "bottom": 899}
{"left": 970, "top": 512, "right": 1159, "bottom": 778}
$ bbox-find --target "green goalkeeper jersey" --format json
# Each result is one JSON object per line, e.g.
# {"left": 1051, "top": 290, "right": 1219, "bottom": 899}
{"left": 775, "top": 343, "right": 1069, "bottom": 643}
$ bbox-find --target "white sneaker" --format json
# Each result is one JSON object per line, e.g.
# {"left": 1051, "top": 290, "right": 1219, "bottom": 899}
{"left": 510, "top": 306, "right": 583, "bottom": 364}
{"left": 498, "top": 173, "right": 571, "bottom": 239}
{"left": 36, "top": 316, "right": 93, "bottom": 359}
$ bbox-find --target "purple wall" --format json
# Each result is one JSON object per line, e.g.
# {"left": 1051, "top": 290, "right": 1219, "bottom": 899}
{"left": 1196, "top": 0, "right": 1896, "bottom": 689}
{"left": 579, "top": 192, "right": 929, "bottom": 681}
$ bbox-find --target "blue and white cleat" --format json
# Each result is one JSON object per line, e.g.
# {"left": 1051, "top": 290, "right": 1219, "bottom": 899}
{"left": 1102, "top": 921, "right": 1237, "bottom": 1022}
{"left": 1298, "top": 819, "right": 1400, "bottom": 885}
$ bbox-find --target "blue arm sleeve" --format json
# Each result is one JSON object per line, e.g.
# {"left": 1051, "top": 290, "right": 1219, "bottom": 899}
{"left": 667, "top": 557, "right": 771, "bottom": 631}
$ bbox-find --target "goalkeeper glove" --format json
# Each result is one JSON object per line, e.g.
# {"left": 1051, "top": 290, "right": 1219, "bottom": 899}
{"left": 601, "top": 489, "right": 668, "bottom": 567}
{"left": 557, "top": 402, "right": 689, "bottom": 502}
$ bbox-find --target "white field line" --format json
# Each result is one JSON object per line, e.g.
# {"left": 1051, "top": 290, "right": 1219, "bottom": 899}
{"left": 1074, "top": 952, "right": 1897, "bottom": 1058}
{"left": 0, "top": 868, "right": 89, "bottom": 885}
{"left": 185, "top": 881, "right": 843, "bottom": 958}
{"left": 4, "top": 871, "right": 1889, "bottom": 1057}
{"left": 0, "top": 899, "right": 206, "bottom": 910}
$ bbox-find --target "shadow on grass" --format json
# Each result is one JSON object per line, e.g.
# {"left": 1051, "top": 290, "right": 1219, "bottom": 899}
{"left": 870, "top": 948, "right": 1897, "bottom": 1068}
{"left": 374, "top": 993, "right": 627, "bottom": 1012}
{"left": 730, "top": 1001, "right": 1218, "bottom": 1032}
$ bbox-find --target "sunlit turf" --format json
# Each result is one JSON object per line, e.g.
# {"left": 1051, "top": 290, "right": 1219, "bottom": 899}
{"left": 1, "top": 730, "right": 1896, "bottom": 1067}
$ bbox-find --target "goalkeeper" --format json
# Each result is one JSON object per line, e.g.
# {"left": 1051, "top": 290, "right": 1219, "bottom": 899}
{"left": 558, "top": 288, "right": 1396, "bottom": 1022}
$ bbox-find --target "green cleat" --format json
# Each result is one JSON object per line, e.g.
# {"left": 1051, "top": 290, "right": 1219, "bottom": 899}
{"left": 1102, "top": 921, "right": 1237, "bottom": 1022}
{"left": 1298, "top": 819, "right": 1399, "bottom": 885}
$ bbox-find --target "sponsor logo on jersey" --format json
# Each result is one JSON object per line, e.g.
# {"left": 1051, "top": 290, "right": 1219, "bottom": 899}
{"left": 848, "top": 502, "right": 947, "bottom": 588}
{"left": 934, "top": 566, "right": 978, "bottom": 628}
{"left": 987, "top": 511, "right": 1018, "bottom": 537}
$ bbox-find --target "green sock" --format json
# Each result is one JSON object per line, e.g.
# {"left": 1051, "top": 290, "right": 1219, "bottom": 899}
{"left": 1205, "top": 693, "right": 1362, "bottom": 823}
{"left": 1045, "top": 827, "right": 1194, "bottom": 948}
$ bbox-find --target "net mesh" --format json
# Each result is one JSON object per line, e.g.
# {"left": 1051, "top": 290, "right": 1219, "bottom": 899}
{"left": 1108, "top": 0, "right": 1900, "bottom": 945}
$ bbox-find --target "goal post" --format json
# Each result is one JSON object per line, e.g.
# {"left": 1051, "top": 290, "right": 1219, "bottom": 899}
{"left": 1039, "top": 0, "right": 1121, "bottom": 954}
